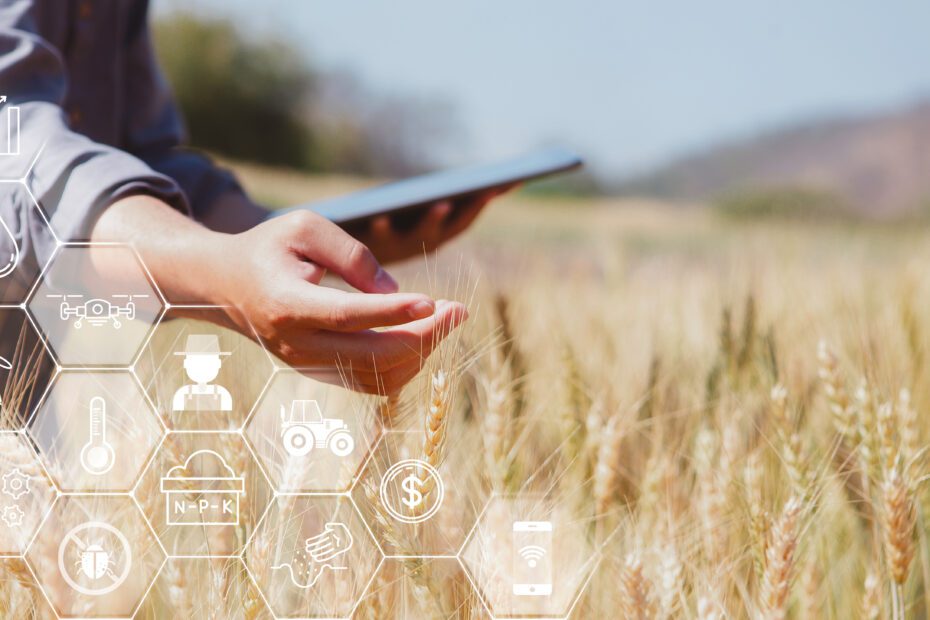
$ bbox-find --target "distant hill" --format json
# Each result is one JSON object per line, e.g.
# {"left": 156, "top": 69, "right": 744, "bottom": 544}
{"left": 616, "top": 101, "right": 930, "bottom": 217}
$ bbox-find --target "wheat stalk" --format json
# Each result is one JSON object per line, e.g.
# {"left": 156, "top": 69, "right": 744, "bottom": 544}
{"left": 593, "top": 409, "right": 624, "bottom": 518}
{"left": 417, "top": 369, "right": 450, "bottom": 514}
{"left": 759, "top": 496, "right": 803, "bottom": 620}
{"left": 657, "top": 542, "right": 683, "bottom": 619}
{"left": 817, "top": 340, "right": 856, "bottom": 441}
{"left": 745, "top": 449, "right": 769, "bottom": 583}
{"left": 861, "top": 570, "right": 882, "bottom": 620}
{"left": 481, "top": 375, "right": 508, "bottom": 493}
{"left": 895, "top": 389, "right": 919, "bottom": 477}
{"left": 620, "top": 552, "right": 657, "bottom": 620}
{"left": 882, "top": 466, "right": 916, "bottom": 619}
{"left": 770, "top": 384, "right": 808, "bottom": 499}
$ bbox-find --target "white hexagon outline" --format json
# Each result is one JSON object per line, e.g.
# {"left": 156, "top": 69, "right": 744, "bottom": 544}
{"left": 133, "top": 428, "right": 274, "bottom": 560}
{"left": 456, "top": 493, "right": 601, "bottom": 620}
{"left": 240, "top": 491, "right": 385, "bottom": 620}
{"left": 24, "top": 491, "right": 168, "bottom": 620}
{"left": 242, "top": 367, "right": 385, "bottom": 495}
{"left": 138, "top": 304, "right": 275, "bottom": 434}
{"left": 0, "top": 132, "right": 51, "bottom": 184}
{"left": 0, "top": 140, "right": 61, "bottom": 305}
{"left": 0, "top": 428, "right": 61, "bottom": 559}
{"left": 0, "top": 304, "right": 57, "bottom": 425}
{"left": 24, "top": 241, "right": 168, "bottom": 370}
{"left": 352, "top": 428, "right": 479, "bottom": 560}
{"left": 27, "top": 368, "right": 168, "bottom": 492}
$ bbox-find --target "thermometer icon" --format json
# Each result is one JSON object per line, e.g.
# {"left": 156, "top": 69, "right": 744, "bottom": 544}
{"left": 79, "top": 397, "right": 115, "bottom": 475}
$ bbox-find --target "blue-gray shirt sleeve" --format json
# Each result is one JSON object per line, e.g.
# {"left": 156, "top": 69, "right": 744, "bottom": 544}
{"left": 0, "top": 0, "right": 187, "bottom": 270}
{"left": 0, "top": 0, "right": 242, "bottom": 274}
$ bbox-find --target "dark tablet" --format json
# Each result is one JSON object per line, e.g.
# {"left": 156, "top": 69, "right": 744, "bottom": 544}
{"left": 272, "top": 146, "right": 583, "bottom": 227}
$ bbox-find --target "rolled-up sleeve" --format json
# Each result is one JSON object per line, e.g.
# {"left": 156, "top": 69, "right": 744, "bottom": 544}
{"left": 0, "top": 0, "right": 188, "bottom": 267}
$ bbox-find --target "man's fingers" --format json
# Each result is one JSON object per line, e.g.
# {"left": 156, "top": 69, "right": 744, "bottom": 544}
{"left": 413, "top": 202, "right": 452, "bottom": 251}
{"left": 378, "top": 298, "right": 468, "bottom": 342}
{"left": 281, "top": 300, "right": 468, "bottom": 376}
{"left": 443, "top": 199, "right": 487, "bottom": 240}
{"left": 285, "top": 210, "right": 397, "bottom": 293}
{"left": 317, "top": 300, "right": 465, "bottom": 367}
{"left": 368, "top": 215, "right": 395, "bottom": 245}
{"left": 340, "top": 361, "right": 425, "bottom": 395}
{"left": 285, "top": 287, "right": 436, "bottom": 332}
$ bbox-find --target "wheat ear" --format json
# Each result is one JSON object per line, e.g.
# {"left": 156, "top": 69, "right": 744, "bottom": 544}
{"left": 417, "top": 370, "right": 449, "bottom": 513}
{"left": 882, "top": 466, "right": 916, "bottom": 620}
{"left": 759, "top": 497, "right": 803, "bottom": 620}
{"left": 817, "top": 340, "right": 856, "bottom": 441}
{"left": 861, "top": 570, "right": 881, "bottom": 620}
{"left": 620, "top": 552, "right": 656, "bottom": 620}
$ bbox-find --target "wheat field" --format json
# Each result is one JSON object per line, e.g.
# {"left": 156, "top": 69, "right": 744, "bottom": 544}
{"left": 2, "top": 168, "right": 930, "bottom": 619}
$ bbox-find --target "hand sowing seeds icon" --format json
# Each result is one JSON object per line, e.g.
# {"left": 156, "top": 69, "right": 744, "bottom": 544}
{"left": 271, "top": 522, "right": 353, "bottom": 589}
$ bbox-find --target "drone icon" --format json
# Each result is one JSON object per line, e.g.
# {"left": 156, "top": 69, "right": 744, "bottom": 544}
{"left": 50, "top": 294, "right": 148, "bottom": 329}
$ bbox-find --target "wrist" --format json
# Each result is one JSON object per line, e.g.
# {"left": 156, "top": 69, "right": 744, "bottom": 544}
{"left": 164, "top": 227, "right": 234, "bottom": 306}
{"left": 91, "top": 194, "right": 231, "bottom": 305}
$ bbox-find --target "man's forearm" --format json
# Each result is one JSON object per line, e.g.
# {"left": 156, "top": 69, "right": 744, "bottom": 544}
{"left": 90, "top": 195, "right": 228, "bottom": 305}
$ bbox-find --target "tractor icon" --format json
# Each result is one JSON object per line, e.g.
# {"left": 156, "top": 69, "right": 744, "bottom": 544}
{"left": 280, "top": 400, "right": 354, "bottom": 458}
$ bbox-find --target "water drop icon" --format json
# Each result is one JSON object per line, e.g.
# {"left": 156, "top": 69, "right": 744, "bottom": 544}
{"left": 0, "top": 216, "right": 18, "bottom": 279}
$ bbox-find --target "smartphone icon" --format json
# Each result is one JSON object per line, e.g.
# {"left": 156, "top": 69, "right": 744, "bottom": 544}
{"left": 512, "top": 520, "right": 552, "bottom": 596}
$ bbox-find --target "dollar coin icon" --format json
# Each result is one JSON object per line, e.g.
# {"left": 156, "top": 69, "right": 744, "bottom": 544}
{"left": 379, "top": 459, "right": 444, "bottom": 524}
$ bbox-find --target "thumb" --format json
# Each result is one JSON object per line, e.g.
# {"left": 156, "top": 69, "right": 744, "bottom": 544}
{"left": 284, "top": 211, "right": 397, "bottom": 293}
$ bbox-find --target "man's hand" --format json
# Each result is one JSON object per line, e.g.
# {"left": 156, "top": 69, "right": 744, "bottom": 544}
{"left": 92, "top": 196, "right": 466, "bottom": 394}
{"left": 355, "top": 188, "right": 511, "bottom": 264}
{"left": 211, "top": 211, "right": 466, "bottom": 393}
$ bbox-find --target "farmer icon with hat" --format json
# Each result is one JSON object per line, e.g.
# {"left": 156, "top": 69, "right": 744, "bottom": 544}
{"left": 172, "top": 334, "right": 233, "bottom": 412}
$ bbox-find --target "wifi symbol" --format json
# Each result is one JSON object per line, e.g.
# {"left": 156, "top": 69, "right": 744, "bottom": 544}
{"left": 518, "top": 545, "right": 547, "bottom": 567}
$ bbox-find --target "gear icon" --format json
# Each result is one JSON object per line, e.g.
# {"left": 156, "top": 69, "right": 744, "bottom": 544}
{"left": 1, "top": 504, "right": 24, "bottom": 528}
{"left": 2, "top": 467, "right": 30, "bottom": 501}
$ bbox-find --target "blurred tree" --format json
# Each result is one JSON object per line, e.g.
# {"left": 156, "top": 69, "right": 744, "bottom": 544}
{"left": 153, "top": 14, "right": 315, "bottom": 169}
{"left": 153, "top": 13, "right": 460, "bottom": 176}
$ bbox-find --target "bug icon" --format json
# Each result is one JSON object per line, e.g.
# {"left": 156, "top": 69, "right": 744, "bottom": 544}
{"left": 77, "top": 544, "right": 116, "bottom": 581}
{"left": 58, "top": 521, "right": 132, "bottom": 596}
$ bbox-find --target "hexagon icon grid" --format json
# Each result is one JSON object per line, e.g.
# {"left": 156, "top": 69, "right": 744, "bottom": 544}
{"left": 27, "top": 243, "right": 164, "bottom": 367}
{"left": 29, "top": 370, "right": 165, "bottom": 492}
{"left": 459, "top": 495, "right": 598, "bottom": 619}
{"left": 26, "top": 494, "right": 165, "bottom": 619}
{"left": 136, "top": 431, "right": 271, "bottom": 558}
{"left": 244, "top": 494, "right": 381, "bottom": 619}
{"left": 135, "top": 307, "right": 274, "bottom": 432}
{"left": 0, "top": 430, "right": 56, "bottom": 556}
{"left": 0, "top": 180, "right": 55, "bottom": 304}
{"left": 245, "top": 370, "right": 380, "bottom": 493}
{"left": 353, "top": 429, "right": 483, "bottom": 557}
{"left": 0, "top": 306, "right": 54, "bottom": 426}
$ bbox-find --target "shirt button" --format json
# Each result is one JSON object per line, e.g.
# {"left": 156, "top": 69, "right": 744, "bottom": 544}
{"left": 78, "top": 1, "right": 92, "bottom": 19}
{"left": 69, "top": 108, "right": 82, "bottom": 125}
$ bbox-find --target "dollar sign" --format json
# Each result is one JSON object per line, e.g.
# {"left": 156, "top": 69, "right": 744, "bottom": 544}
{"left": 400, "top": 474, "right": 423, "bottom": 509}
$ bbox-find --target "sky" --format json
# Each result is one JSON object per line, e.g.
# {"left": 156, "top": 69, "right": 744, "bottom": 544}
{"left": 157, "top": 1, "right": 930, "bottom": 178}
